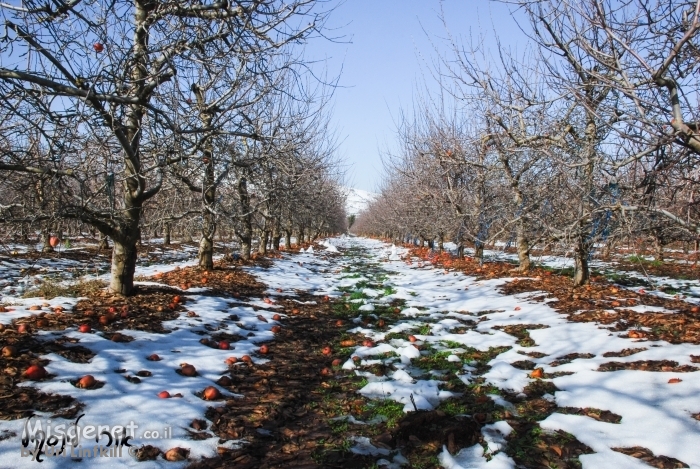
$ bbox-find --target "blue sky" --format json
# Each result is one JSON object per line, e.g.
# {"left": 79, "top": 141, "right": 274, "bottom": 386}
{"left": 306, "top": 1, "right": 529, "bottom": 192}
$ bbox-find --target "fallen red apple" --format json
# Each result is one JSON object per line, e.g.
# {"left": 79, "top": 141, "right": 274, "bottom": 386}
{"left": 180, "top": 364, "right": 196, "bottom": 377}
{"left": 219, "top": 341, "right": 230, "bottom": 350}
{"left": 78, "top": 375, "right": 96, "bottom": 388}
{"left": 78, "top": 324, "right": 91, "bottom": 333}
{"left": 147, "top": 353, "right": 161, "bottom": 361}
{"left": 25, "top": 365, "right": 46, "bottom": 380}
{"left": 271, "top": 325, "right": 281, "bottom": 333}
{"left": 259, "top": 344, "right": 269, "bottom": 354}
{"left": 272, "top": 314, "right": 281, "bottom": 321}
{"left": 202, "top": 386, "right": 220, "bottom": 400}
{"left": 322, "top": 346, "right": 332, "bottom": 356}
{"left": 158, "top": 391, "right": 171, "bottom": 398}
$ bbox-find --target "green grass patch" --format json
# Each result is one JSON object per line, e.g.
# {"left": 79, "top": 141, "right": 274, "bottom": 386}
{"left": 363, "top": 399, "right": 404, "bottom": 428}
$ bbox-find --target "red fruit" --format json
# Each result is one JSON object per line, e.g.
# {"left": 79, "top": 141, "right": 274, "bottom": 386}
{"left": 639, "top": 289, "right": 646, "bottom": 295}
{"left": 203, "top": 386, "right": 220, "bottom": 400}
{"left": 147, "top": 353, "right": 161, "bottom": 361}
{"left": 25, "top": 365, "right": 46, "bottom": 380}
{"left": 259, "top": 344, "right": 269, "bottom": 354}
{"left": 78, "top": 375, "right": 96, "bottom": 388}
{"left": 323, "top": 296, "right": 330, "bottom": 302}
{"left": 17, "top": 323, "right": 30, "bottom": 334}
{"left": 219, "top": 341, "right": 230, "bottom": 350}
{"left": 99, "top": 315, "right": 110, "bottom": 325}
{"left": 173, "top": 295, "right": 181, "bottom": 304}
{"left": 49, "top": 236, "right": 60, "bottom": 248}
{"left": 322, "top": 346, "right": 332, "bottom": 356}
{"left": 158, "top": 391, "right": 171, "bottom": 398}
{"left": 378, "top": 319, "right": 386, "bottom": 327}
{"left": 362, "top": 339, "right": 374, "bottom": 347}
{"left": 271, "top": 325, "right": 281, "bottom": 333}
{"left": 408, "top": 335, "right": 417, "bottom": 342}
{"left": 241, "top": 355, "right": 252, "bottom": 363}
{"left": 225, "top": 356, "right": 238, "bottom": 365}
{"left": 263, "top": 298, "right": 273, "bottom": 304}
{"left": 272, "top": 314, "right": 281, "bottom": 321}
{"left": 292, "top": 308, "right": 300, "bottom": 314}
{"left": 93, "top": 42, "right": 104, "bottom": 53}
{"left": 692, "top": 306, "right": 700, "bottom": 313}
{"left": 514, "top": 306, "right": 521, "bottom": 311}
{"left": 332, "top": 358, "right": 342, "bottom": 366}
{"left": 320, "top": 367, "right": 332, "bottom": 376}
{"left": 78, "top": 324, "right": 91, "bottom": 333}
{"left": 335, "top": 319, "right": 344, "bottom": 327}
{"left": 108, "top": 306, "right": 116, "bottom": 314}
{"left": 180, "top": 364, "right": 196, "bottom": 377}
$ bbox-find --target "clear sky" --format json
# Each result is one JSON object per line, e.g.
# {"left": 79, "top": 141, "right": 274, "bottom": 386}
{"left": 306, "top": 0, "right": 529, "bottom": 193}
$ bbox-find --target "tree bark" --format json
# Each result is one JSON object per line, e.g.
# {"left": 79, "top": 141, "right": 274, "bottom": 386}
{"left": 42, "top": 226, "right": 54, "bottom": 253}
{"left": 98, "top": 235, "right": 110, "bottom": 250}
{"left": 110, "top": 237, "right": 138, "bottom": 296}
{"left": 516, "top": 223, "right": 531, "bottom": 273}
{"left": 163, "top": 223, "right": 171, "bottom": 246}
{"left": 236, "top": 176, "right": 253, "bottom": 261}
{"left": 573, "top": 238, "right": 590, "bottom": 286}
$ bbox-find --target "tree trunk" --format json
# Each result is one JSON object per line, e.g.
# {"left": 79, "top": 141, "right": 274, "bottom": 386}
{"left": 653, "top": 235, "right": 664, "bottom": 262}
{"left": 198, "top": 236, "right": 214, "bottom": 270}
{"left": 240, "top": 237, "right": 252, "bottom": 260}
{"left": 285, "top": 231, "right": 292, "bottom": 250}
{"left": 573, "top": 238, "right": 590, "bottom": 286}
{"left": 258, "top": 232, "right": 269, "bottom": 255}
{"left": 236, "top": 176, "right": 253, "bottom": 261}
{"left": 163, "top": 223, "right": 171, "bottom": 246}
{"left": 516, "top": 223, "right": 531, "bottom": 273}
{"left": 98, "top": 235, "right": 110, "bottom": 250}
{"left": 42, "top": 226, "right": 54, "bottom": 253}
{"left": 438, "top": 235, "right": 444, "bottom": 252}
{"left": 272, "top": 235, "right": 281, "bottom": 251}
{"left": 110, "top": 238, "right": 138, "bottom": 296}
{"left": 475, "top": 243, "right": 484, "bottom": 264}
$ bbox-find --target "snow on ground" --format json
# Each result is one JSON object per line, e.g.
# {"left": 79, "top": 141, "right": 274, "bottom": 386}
{"left": 0, "top": 235, "right": 699, "bottom": 468}
{"left": 329, "top": 238, "right": 700, "bottom": 469}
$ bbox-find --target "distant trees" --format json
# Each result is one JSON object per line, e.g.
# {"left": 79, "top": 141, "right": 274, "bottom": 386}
{"left": 355, "top": 0, "right": 700, "bottom": 284}
{"left": 0, "top": 0, "right": 346, "bottom": 295}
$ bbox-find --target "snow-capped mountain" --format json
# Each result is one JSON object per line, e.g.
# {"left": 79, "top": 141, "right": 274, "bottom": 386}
{"left": 344, "top": 187, "right": 378, "bottom": 216}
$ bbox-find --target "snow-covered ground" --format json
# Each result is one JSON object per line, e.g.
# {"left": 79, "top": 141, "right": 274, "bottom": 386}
{"left": 0, "top": 236, "right": 699, "bottom": 468}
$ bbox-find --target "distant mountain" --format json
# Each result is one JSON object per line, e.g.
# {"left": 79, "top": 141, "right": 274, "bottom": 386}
{"left": 343, "top": 187, "right": 378, "bottom": 216}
